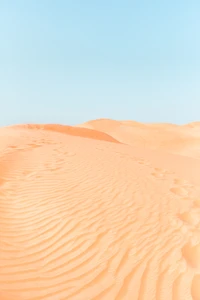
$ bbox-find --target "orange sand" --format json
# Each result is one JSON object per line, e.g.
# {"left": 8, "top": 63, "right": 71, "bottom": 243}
{"left": 1, "top": 119, "right": 200, "bottom": 299}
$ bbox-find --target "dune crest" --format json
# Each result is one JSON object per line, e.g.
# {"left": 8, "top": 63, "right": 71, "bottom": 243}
{"left": 79, "top": 118, "right": 200, "bottom": 159}
{"left": 1, "top": 120, "right": 200, "bottom": 299}
{"left": 10, "top": 123, "right": 120, "bottom": 144}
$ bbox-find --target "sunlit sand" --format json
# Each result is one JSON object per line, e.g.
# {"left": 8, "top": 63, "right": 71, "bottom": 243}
{"left": 1, "top": 119, "right": 200, "bottom": 299}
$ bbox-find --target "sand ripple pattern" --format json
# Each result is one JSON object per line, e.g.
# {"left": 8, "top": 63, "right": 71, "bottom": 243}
{"left": 0, "top": 126, "right": 200, "bottom": 299}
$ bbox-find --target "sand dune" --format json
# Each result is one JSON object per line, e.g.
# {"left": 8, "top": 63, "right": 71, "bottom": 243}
{"left": 78, "top": 119, "right": 200, "bottom": 159}
{"left": 1, "top": 120, "right": 200, "bottom": 299}
{"left": 9, "top": 123, "right": 120, "bottom": 144}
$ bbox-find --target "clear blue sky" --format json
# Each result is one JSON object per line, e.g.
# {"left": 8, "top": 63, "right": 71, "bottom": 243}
{"left": 0, "top": 1, "right": 199, "bottom": 126}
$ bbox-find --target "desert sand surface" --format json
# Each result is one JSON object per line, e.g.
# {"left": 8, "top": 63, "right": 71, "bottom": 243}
{"left": 78, "top": 119, "right": 200, "bottom": 159}
{"left": 1, "top": 119, "right": 200, "bottom": 299}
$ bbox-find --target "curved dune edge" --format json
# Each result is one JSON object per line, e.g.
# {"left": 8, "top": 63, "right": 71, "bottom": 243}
{"left": 78, "top": 118, "right": 200, "bottom": 159}
{"left": 10, "top": 123, "right": 121, "bottom": 144}
{"left": 1, "top": 123, "right": 200, "bottom": 299}
{"left": 77, "top": 118, "right": 122, "bottom": 132}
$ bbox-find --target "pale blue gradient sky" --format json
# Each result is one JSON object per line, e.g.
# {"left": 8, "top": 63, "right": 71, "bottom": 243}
{"left": 0, "top": 1, "right": 199, "bottom": 126}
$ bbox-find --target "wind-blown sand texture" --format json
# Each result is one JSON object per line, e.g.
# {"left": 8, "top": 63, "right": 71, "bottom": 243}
{"left": 1, "top": 119, "right": 200, "bottom": 300}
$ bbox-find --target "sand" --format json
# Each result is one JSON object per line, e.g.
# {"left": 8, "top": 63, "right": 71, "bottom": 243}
{"left": 0, "top": 119, "right": 200, "bottom": 300}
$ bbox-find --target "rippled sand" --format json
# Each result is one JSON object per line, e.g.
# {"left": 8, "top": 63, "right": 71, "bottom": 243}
{"left": 1, "top": 119, "right": 200, "bottom": 299}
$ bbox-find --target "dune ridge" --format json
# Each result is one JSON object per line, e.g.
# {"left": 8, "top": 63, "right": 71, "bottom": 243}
{"left": 1, "top": 119, "right": 200, "bottom": 299}
{"left": 78, "top": 118, "right": 200, "bottom": 159}
{"left": 9, "top": 123, "right": 120, "bottom": 144}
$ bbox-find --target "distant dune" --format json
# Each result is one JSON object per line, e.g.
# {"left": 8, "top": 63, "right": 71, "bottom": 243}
{"left": 10, "top": 123, "right": 120, "bottom": 144}
{"left": 1, "top": 119, "right": 200, "bottom": 299}
{"left": 78, "top": 119, "right": 200, "bottom": 159}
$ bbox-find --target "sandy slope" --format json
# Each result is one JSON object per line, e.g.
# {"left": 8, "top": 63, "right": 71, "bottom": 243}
{"left": 1, "top": 121, "right": 200, "bottom": 299}
{"left": 78, "top": 119, "right": 200, "bottom": 159}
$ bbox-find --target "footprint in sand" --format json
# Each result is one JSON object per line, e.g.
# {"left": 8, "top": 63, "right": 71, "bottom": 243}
{"left": 151, "top": 172, "right": 165, "bottom": 179}
{"left": 137, "top": 158, "right": 150, "bottom": 166}
{"left": 178, "top": 211, "right": 199, "bottom": 227}
{"left": 170, "top": 178, "right": 194, "bottom": 197}
{"left": 182, "top": 241, "right": 200, "bottom": 269}
{"left": 151, "top": 167, "right": 173, "bottom": 180}
{"left": 151, "top": 168, "right": 166, "bottom": 179}
{"left": 170, "top": 187, "right": 189, "bottom": 197}
{"left": 173, "top": 178, "right": 190, "bottom": 186}
{"left": 27, "top": 143, "right": 42, "bottom": 149}
{"left": 180, "top": 240, "right": 200, "bottom": 299}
